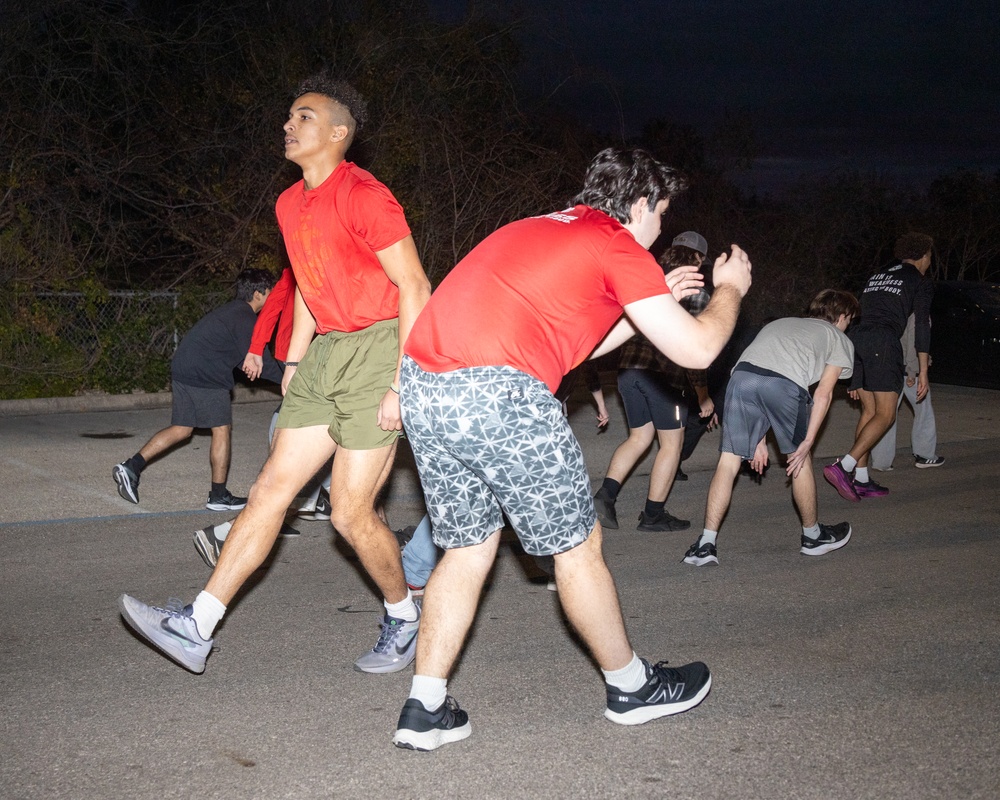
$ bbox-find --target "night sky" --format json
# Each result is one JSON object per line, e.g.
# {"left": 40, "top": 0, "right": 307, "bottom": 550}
{"left": 431, "top": 0, "right": 1000, "bottom": 192}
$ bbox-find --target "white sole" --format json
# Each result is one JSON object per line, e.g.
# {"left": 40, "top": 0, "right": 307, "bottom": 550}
{"left": 393, "top": 721, "right": 472, "bottom": 751}
{"left": 604, "top": 674, "right": 712, "bottom": 726}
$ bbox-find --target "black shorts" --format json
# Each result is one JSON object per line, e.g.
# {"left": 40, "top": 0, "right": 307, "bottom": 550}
{"left": 170, "top": 381, "right": 232, "bottom": 428}
{"left": 848, "top": 325, "right": 904, "bottom": 393}
{"left": 617, "top": 368, "right": 688, "bottom": 431}
{"left": 720, "top": 365, "right": 810, "bottom": 458}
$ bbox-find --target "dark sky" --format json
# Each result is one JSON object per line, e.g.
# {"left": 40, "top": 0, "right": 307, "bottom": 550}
{"left": 430, "top": 0, "right": 1000, "bottom": 192}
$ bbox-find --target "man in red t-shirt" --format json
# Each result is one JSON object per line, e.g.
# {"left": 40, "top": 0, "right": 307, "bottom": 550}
{"left": 392, "top": 148, "right": 752, "bottom": 751}
{"left": 120, "top": 74, "right": 432, "bottom": 677}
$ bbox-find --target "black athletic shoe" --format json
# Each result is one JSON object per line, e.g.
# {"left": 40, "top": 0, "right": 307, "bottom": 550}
{"left": 605, "top": 659, "right": 712, "bottom": 725}
{"left": 800, "top": 522, "right": 852, "bottom": 556}
{"left": 206, "top": 490, "right": 247, "bottom": 512}
{"left": 914, "top": 455, "right": 945, "bottom": 469}
{"left": 593, "top": 488, "right": 619, "bottom": 530}
{"left": 674, "top": 466, "right": 688, "bottom": 481}
{"left": 113, "top": 462, "right": 140, "bottom": 504}
{"left": 637, "top": 510, "right": 690, "bottom": 532}
{"left": 682, "top": 539, "right": 719, "bottom": 566}
{"left": 392, "top": 696, "right": 471, "bottom": 751}
{"left": 296, "top": 488, "right": 332, "bottom": 520}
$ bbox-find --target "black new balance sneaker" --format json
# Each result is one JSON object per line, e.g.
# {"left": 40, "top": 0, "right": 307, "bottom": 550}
{"left": 605, "top": 659, "right": 711, "bottom": 725}
{"left": 393, "top": 696, "right": 471, "bottom": 751}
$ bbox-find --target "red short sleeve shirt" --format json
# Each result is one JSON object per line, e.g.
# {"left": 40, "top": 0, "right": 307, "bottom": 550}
{"left": 275, "top": 162, "right": 411, "bottom": 333}
{"left": 404, "top": 205, "right": 669, "bottom": 391}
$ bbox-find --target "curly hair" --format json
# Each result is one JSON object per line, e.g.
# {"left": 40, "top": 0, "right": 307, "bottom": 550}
{"left": 572, "top": 148, "right": 688, "bottom": 224}
{"left": 295, "top": 72, "right": 369, "bottom": 134}
{"left": 893, "top": 232, "right": 933, "bottom": 262}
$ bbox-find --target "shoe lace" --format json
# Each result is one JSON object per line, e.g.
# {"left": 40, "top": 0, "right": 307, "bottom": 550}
{"left": 648, "top": 660, "right": 685, "bottom": 685}
{"left": 159, "top": 597, "right": 194, "bottom": 619}
{"left": 371, "top": 615, "right": 406, "bottom": 654}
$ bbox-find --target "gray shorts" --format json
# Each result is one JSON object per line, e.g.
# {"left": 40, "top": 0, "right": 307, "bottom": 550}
{"left": 720, "top": 365, "right": 810, "bottom": 458}
{"left": 170, "top": 381, "right": 232, "bottom": 428}
{"left": 399, "top": 357, "right": 596, "bottom": 556}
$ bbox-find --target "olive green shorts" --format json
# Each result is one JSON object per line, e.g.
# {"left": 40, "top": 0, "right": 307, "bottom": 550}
{"left": 276, "top": 318, "right": 399, "bottom": 450}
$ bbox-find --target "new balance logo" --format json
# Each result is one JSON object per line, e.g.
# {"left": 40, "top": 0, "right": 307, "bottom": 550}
{"left": 647, "top": 682, "right": 685, "bottom": 704}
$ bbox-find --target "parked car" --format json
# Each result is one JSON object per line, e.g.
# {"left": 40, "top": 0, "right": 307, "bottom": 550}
{"left": 930, "top": 281, "right": 1000, "bottom": 390}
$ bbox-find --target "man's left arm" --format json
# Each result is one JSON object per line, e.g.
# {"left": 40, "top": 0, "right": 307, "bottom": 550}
{"left": 785, "top": 364, "right": 843, "bottom": 478}
{"left": 913, "top": 278, "right": 934, "bottom": 401}
{"left": 375, "top": 234, "right": 432, "bottom": 430}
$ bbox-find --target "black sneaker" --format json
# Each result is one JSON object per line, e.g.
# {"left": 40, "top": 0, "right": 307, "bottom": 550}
{"left": 392, "top": 696, "right": 471, "bottom": 751}
{"left": 206, "top": 490, "right": 247, "bottom": 512}
{"left": 637, "top": 510, "right": 690, "bottom": 531}
{"left": 604, "top": 659, "right": 712, "bottom": 725}
{"left": 674, "top": 466, "right": 689, "bottom": 481}
{"left": 593, "top": 488, "right": 619, "bottom": 530}
{"left": 193, "top": 521, "right": 230, "bottom": 568}
{"left": 296, "top": 488, "right": 332, "bottom": 520}
{"left": 800, "top": 522, "right": 851, "bottom": 556}
{"left": 113, "top": 462, "right": 140, "bottom": 504}
{"left": 682, "top": 539, "right": 718, "bottom": 566}
{"left": 914, "top": 455, "right": 945, "bottom": 469}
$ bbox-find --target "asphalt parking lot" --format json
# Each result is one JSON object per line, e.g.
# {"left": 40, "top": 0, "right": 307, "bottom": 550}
{"left": 1, "top": 381, "right": 998, "bottom": 799}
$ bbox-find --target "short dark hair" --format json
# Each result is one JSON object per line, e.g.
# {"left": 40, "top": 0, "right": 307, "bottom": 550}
{"left": 806, "top": 289, "right": 860, "bottom": 324}
{"left": 235, "top": 268, "right": 277, "bottom": 302}
{"left": 894, "top": 232, "right": 933, "bottom": 262}
{"left": 659, "top": 244, "right": 704, "bottom": 273}
{"left": 572, "top": 148, "right": 688, "bottom": 225}
{"left": 295, "top": 72, "right": 369, "bottom": 134}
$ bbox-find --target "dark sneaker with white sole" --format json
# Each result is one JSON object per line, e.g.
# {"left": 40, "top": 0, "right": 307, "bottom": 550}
{"left": 193, "top": 521, "right": 230, "bottom": 568}
{"left": 118, "top": 595, "right": 212, "bottom": 673}
{"left": 205, "top": 490, "right": 247, "bottom": 512}
{"left": 354, "top": 610, "right": 420, "bottom": 673}
{"left": 296, "top": 488, "right": 332, "bottom": 521}
{"left": 800, "top": 521, "right": 852, "bottom": 556}
{"left": 393, "top": 696, "right": 471, "bottom": 751}
{"left": 914, "top": 455, "right": 945, "bottom": 469}
{"left": 593, "top": 487, "right": 619, "bottom": 530}
{"left": 682, "top": 540, "right": 719, "bottom": 566}
{"left": 605, "top": 658, "right": 712, "bottom": 725}
{"left": 113, "top": 462, "right": 140, "bottom": 504}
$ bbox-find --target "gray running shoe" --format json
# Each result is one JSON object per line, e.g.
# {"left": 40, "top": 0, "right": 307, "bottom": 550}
{"left": 296, "top": 488, "right": 332, "bottom": 521}
{"left": 393, "top": 696, "right": 471, "bottom": 751}
{"left": 113, "top": 462, "right": 140, "bottom": 504}
{"left": 800, "top": 522, "right": 852, "bottom": 556}
{"left": 354, "top": 610, "right": 420, "bottom": 674}
{"left": 118, "top": 594, "right": 212, "bottom": 673}
{"left": 593, "top": 487, "right": 619, "bottom": 530}
{"left": 193, "top": 521, "right": 231, "bottom": 568}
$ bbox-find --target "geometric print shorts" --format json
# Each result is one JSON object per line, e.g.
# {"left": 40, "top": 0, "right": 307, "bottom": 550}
{"left": 399, "top": 356, "right": 596, "bottom": 556}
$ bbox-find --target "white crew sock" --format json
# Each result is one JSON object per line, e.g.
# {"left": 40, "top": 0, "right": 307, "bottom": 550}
{"left": 212, "top": 519, "right": 233, "bottom": 542}
{"left": 841, "top": 455, "right": 858, "bottom": 472}
{"left": 700, "top": 529, "right": 718, "bottom": 546}
{"left": 385, "top": 590, "right": 419, "bottom": 622}
{"left": 802, "top": 523, "right": 821, "bottom": 540}
{"left": 409, "top": 674, "right": 448, "bottom": 710}
{"left": 855, "top": 466, "right": 870, "bottom": 483}
{"left": 190, "top": 591, "right": 226, "bottom": 640}
{"left": 602, "top": 652, "right": 647, "bottom": 692}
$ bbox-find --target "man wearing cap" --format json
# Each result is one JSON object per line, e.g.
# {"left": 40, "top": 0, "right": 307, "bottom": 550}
{"left": 593, "top": 232, "right": 715, "bottom": 533}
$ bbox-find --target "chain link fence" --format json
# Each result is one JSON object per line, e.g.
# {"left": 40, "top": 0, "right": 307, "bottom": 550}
{"left": 0, "top": 290, "right": 227, "bottom": 400}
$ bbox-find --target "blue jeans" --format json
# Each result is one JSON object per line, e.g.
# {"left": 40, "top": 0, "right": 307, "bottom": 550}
{"left": 401, "top": 515, "right": 439, "bottom": 588}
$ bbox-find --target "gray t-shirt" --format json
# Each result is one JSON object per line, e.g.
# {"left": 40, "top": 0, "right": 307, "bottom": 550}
{"left": 737, "top": 317, "right": 854, "bottom": 390}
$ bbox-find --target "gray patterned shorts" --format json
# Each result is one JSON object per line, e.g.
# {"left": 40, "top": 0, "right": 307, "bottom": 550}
{"left": 400, "top": 357, "right": 596, "bottom": 556}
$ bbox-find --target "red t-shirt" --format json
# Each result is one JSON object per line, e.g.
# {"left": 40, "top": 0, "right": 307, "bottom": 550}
{"left": 404, "top": 205, "right": 670, "bottom": 392}
{"left": 249, "top": 267, "right": 295, "bottom": 361}
{"left": 275, "top": 161, "right": 411, "bottom": 334}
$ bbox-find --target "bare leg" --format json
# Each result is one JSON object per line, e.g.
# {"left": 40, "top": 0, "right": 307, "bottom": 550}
{"left": 209, "top": 425, "right": 231, "bottom": 484}
{"left": 553, "top": 524, "right": 633, "bottom": 670}
{"left": 605, "top": 422, "right": 655, "bottom": 484}
{"left": 327, "top": 442, "right": 407, "bottom": 604}
{"left": 415, "top": 531, "right": 502, "bottom": 678}
{"left": 849, "top": 389, "right": 899, "bottom": 467}
{"left": 647, "top": 427, "right": 683, "bottom": 502}
{"left": 790, "top": 452, "right": 817, "bottom": 528}
{"left": 704, "top": 452, "right": 743, "bottom": 532}
{"left": 205, "top": 425, "right": 335, "bottom": 604}
{"left": 138, "top": 425, "right": 194, "bottom": 462}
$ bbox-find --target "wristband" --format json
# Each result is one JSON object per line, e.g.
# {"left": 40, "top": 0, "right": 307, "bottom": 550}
{"left": 285, "top": 361, "right": 299, "bottom": 367}
{"left": 390, "top": 383, "right": 400, "bottom": 394}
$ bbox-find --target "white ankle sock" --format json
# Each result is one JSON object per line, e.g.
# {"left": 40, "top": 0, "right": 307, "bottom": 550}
{"left": 190, "top": 591, "right": 226, "bottom": 640}
{"left": 802, "top": 524, "right": 821, "bottom": 540}
{"left": 385, "top": 590, "right": 418, "bottom": 622}
{"left": 409, "top": 675, "right": 447, "bottom": 710}
{"left": 841, "top": 455, "right": 857, "bottom": 472}
{"left": 700, "top": 529, "right": 718, "bottom": 546}
{"left": 603, "top": 652, "right": 647, "bottom": 692}
{"left": 855, "top": 467, "right": 870, "bottom": 483}
{"left": 212, "top": 520, "right": 233, "bottom": 542}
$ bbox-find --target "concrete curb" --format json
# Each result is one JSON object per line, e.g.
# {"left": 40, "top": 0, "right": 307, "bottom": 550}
{"left": 0, "top": 385, "right": 283, "bottom": 417}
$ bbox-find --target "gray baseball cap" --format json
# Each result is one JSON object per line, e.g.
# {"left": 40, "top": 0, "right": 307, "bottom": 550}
{"left": 671, "top": 231, "right": 708, "bottom": 256}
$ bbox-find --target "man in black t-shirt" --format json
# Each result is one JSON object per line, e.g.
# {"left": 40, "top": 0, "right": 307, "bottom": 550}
{"left": 824, "top": 233, "right": 934, "bottom": 502}
{"left": 112, "top": 269, "right": 282, "bottom": 510}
